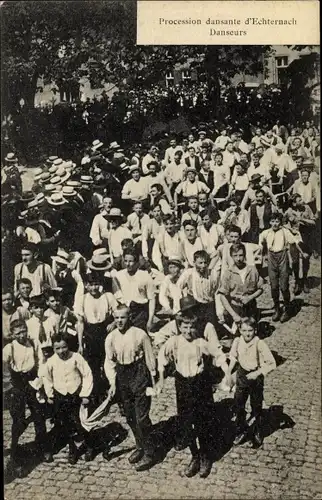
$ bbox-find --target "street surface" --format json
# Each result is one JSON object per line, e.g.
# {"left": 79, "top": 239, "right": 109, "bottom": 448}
{"left": 3, "top": 168, "right": 322, "bottom": 499}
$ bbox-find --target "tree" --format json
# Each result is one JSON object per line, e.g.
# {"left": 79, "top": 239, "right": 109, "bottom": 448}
{"left": 1, "top": 1, "right": 137, "bottom": 115}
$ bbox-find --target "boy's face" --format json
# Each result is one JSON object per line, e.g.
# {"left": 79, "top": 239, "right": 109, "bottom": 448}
{"left": 194, "top": 257, "right": 208, "bottom": 274}
{"left": 188, "top": 199, "right": 198, "bottom": 212}
{"left": 188, "top": 147, "right": 195, "bottom": 156}
{"left": 270, "top": 218, "right": 282, "bottom": 231}
{"left": 255, "top": 192, "right": 265, "bottom": 205}
{"left": 228, "top": 231, "right": 240, "bottom": 244}
{"left": 184, "top": 224, "right": 197, "bottom": 241}
{"left": 170, "top": 139, "right": 176, "bottom": 148}
{"left": 132, "top": 170, "right": 140, "bottom": 181}
{"left": 165, "top": 220, "right": 175, "bottom": 234}
{"left": 12, "top": 325, "right": 28, "bottom": 345}
{"left": 152, "top": 205, "right": 162, "bottom": 219}
{"left": 114, "top": 309, "right": 129, "bottom": 331}
{"left": 235, "top": 164, "right": 243, "bottom": 175}
{"left": 103, "top": 198, "right": 112, "bottom": 212}
{"left": 256, "top": 147, "right": 264, "bottom": 157}
{"left": 2, "top": 293, "right": 13, "bottom": 312}
{"left": 87, "top": 282, "right": 101, "bottom": 296}
{"left": 221, "top": 130, "right": 227, "bottom": 136}
{"left": 150, "top": 187, "right": 159, "bottom": 198}
{"left": 31, "top": 304, "right": 45, "bottom": 319}
{"left": 187, "top": 171, "right": 196, "bottom": 182}
{"left": 124, "top": 254, "right": 136, "bottom": 272}
{"left": 226, "top": 143, "right": 233, "bottom": 152}
{"left": 231, "top": 249, "right": 246, "bottom": 268}
{"left": 54, "top": 340, "right": 70, "bottom": 360}
{"left": 179, "top": 320, "right": 197, "bottom": 342}
{"left": 202, "top": 213, "right": 211, "bottom": 227}
{"left": 198, "top": 193, "right": 207, "bottom": 206}
{"left": 133, "top": 203, "right": 143, "bottom": 216}
{"left": 240, "top": 324, "right": 256, "bottom": 343}
{"left": 202, "top": 161, "right": 210, "bottom": 172}
{"left": 168, "top": 263, "right": 181, "bottom": 278}
{"left": 21, "top": 249, "right": 35, "bottom": 265}
{"left": 300, "top": 171, "right": 309, "bottom": 183}
{"left": 215, "top": 155, "right": 223, "bottom": 165}
{"left": 148, "top": 164, "right": 157, "bottom": 175}
{"left": 47, "top": 296, "right": 61, "bottom": 313}
{"left": 110, "top": 219, "right": 121, "bottom": 229}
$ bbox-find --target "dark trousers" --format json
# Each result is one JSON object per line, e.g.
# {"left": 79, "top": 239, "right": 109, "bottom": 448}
{"left": 195, "top": 301, "right": 216, "bottom": 326}
{"left": 8, "top": 372, "right": 47, "bottom": 460}
{"left": 267, "top": 249, "right": 290, "bottom": 307}
{"left": 129, "top": 301, "right": 149, "bottom": 330}
{"left": 116, "top": 358, "right": 153, "bottom": 456}
{"left": 84, "top": 320, "right": 111, "bottom": 396}
{"left": 234, "top": 366, "right": 264, "bottom": 432}
{"left": 52, "top": 391, "right": 89, "bottom": 449}
{"left": 175, "top": 370, "right": 214, "bottom": 458}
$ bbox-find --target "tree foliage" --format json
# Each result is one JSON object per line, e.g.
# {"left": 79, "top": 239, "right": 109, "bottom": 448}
{"left": 2, "top": 0, "right": 272, "bottom": 115}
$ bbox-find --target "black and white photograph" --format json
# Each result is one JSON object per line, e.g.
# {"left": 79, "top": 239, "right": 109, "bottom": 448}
{"left": 1, "top": 1, "right": 321, "bottom": 498}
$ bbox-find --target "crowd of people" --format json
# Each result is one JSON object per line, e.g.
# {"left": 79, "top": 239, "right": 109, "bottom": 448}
{"left": 2, "top": 120, "right": 320, "bottom": 480}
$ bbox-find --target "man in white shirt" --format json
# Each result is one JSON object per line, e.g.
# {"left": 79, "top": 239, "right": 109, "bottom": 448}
{"left": 259, "top": 212, "right": 307, "bottom": 323}
{"left": 121, "top": 166, "right": 149, "bottom": 203}
{"left": 164, "top": 138, "right": 183, "bottom": 165}
{"left": 142, "top": 144, "right": 159, "bottom": 175}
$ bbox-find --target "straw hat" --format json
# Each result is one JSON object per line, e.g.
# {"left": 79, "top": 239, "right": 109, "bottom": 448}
{"left": 52, "top": 249, "right": 70, "bottom": 266}
{"left": 49, "top": 165, "right": 58, "bottom": 174}
{"left": 36, "top": 193, "right": 45, "bottom": 204}
{"left": 44, "top": 184, "right": 56, "bottom": 194}
{"left": 66, "top": 180, "right": 82, "bottom": 188}
{"left": 5, "top": 152, "right": 18, "bottom": 163}
{"left": 46, "top": 155, "right": 59, "bottom": 165}
{"left": 92, "top": 139, "right": 104, "bottom": 151}
{"left": 87, "top": 254, "right": 112, "bottom": 271}
{"left": 93, "top": 248, "right": 110, "bottom": 257}
{"left": 53, "top": 158, "right": 65, "bottom": 168}
{"left": 80, "top": 175, "right": 94, "bottom": 184}
{"left": 34, "top": 168, "right": 44, "bottom": 181}
{"left": 51, "top": 175, "right": 62, "bottom": 185}
{"left": 167, "top": 258, "right": 184, "bottom": 268}
{"left": 110, "top": 141, "right": 121, "bottom": 149}
{"left": 28, "top": 199, "right": 39, "bottom": 209}
{"left": 62, "top": 186, "right": 77, "bottom": 197}
{"left": 21, "top": 191, "right": 35, "bottom": 203}
{"left": 40, "top": 172, "right": 52, "bottom": 183}
{"left": 107, "top": 207, "right": 123, "bottom": 219}
{"left": 47, "top": 192, "right": 67, "bottom": 206}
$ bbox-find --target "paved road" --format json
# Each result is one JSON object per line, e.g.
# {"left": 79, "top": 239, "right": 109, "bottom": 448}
{"left": 3, "top": 256, "right": 321, "bottom": 500}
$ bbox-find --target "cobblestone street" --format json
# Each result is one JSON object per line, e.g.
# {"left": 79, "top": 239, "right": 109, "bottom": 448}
{"left": 3, "top": 258, "right": 321, "bottom": 500}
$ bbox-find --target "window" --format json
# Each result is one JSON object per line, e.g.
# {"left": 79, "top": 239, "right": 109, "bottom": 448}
{"left": 277, "top": 68, "right": 288, "bottom": 86}
{"left": 165, "top": 70, "right": 174, "bottom": 87}
{"left": 182, "top": 70, "right": 192, "bottom": 82}
{"left": 275, "top": 56, "right": 289, "bottom": 68}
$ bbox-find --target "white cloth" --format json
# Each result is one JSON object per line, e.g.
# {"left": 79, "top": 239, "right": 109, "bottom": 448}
{"left": 121, "top": 178, "right": 149, "bottom": 200}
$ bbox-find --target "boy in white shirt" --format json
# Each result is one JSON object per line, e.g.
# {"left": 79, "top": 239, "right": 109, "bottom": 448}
{"left": 42, "top": 332, "right": 94, "bottom": 464}
{"left": 157, "top": 313, "right": 228, "bottom": 478}
{"left": 226, "top": 318, "right": 276, "bottom": 448}
{"left": 126, "top": 201, "right": 151, "bottom": 244}
{"left": 4, "top": 319, "right": 50, "bottom": 474}
{"left": 107, "top": 208, "right": 132, "bottom": 269}
{"left": 259, "top": 212, "right": 308, "bottom": 322}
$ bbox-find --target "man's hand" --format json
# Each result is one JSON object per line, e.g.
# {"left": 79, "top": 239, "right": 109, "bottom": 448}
{"left": 239, "top": 296, "right": 250, "bottom": 305}
{"left": 82, "top": 398, "right": 90, "bottom": 406}
{"left": 108, "top": 384, "right": 116, "bottom": 399}
{"left": 47, "top": 398, "right": 54, "bottom": 405}
{"left": 246, "top": 371, "right": 259, "bottom": 380}
{"left": 232, "top": 314, "right": 242, "bottom": 325}
{"left": 78, "top": 345, "right": 84, "bottom": 355}
{"left": 147, "top": 319, "right": 153, "bottom": 333}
